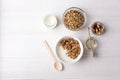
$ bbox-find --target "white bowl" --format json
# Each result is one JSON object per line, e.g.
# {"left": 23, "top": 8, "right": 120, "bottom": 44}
{"left": 56, "top": 36, "right": 84, "bottom": 63}
{"left": 43, "top": 15, "right": 57, "bottom": 30}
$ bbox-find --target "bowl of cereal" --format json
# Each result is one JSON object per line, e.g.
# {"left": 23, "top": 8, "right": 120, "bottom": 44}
{"left": 63, "top": 7, "right": 87, "bottom": 31}
{"left": 56, "top": 36, "right": 84, "bottom": 63}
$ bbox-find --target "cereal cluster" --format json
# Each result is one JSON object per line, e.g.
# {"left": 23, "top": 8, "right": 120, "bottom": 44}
{"left": 60, "top": 38, "right": 80, "bottom": 59}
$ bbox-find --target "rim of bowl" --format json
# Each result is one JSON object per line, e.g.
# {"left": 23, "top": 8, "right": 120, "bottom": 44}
{"left": 56, "top": 36, "right": 84, "bottom": 64}
{"left": 63, "top": 7, "right": 87, "bottom": 31}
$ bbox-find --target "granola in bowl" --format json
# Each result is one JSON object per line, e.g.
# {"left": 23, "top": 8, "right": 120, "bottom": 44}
{"left": 60, "top": 38, "right": 80, "bottom": 59}
{"left": 63, "top": 7, "right": 86, "bottom": 31}
{"left": 56, "top": 36, "right": 84, "bottom": 63}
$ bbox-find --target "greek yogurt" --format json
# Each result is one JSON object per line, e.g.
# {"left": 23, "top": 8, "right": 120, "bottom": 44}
{"left": 43, "top": 15, "right": 57, "bottom": 30}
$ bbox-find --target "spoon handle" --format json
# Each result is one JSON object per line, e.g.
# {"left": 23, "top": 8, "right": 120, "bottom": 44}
{"left": 90, "top": 48, "right": 94, "bottom": 57}
{"left": 88, "top": 27, "right": 94, "bottom": 57}
{"left": 43, "top": 40, "right": 57, "bottom": 62}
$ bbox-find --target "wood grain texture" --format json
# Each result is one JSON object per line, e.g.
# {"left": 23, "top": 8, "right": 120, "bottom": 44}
{"left": 1, "top": 0, "right": 120, "bottom": 80}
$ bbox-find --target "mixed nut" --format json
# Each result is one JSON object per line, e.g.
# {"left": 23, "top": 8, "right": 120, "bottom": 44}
{"left": 92, "top": 22, "right": 104, "bottom": 35}
{"left": 64, "top": 9, "right": 85, "bottom": 30}
{"left": 60, "top": 38, "right": 80, "bottom": 59}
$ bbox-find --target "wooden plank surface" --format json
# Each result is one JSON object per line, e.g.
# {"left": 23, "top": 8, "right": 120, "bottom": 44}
{"left": 1, "top": 0, "right": 120, "bottom": 79}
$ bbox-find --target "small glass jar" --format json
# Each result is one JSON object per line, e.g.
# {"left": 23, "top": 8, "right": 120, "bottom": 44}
{"left": 91, "top": 22, "right": 105, "bottom": 35}
{"left": 86, "top": 37, "right": 98, "bottom": 49}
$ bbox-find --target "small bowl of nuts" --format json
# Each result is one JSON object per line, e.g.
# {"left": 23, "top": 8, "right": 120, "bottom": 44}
{"left": 91, "top": 22, "right": 105, "bottom": 35}
{"left": 56, "top": 36, "right": 84, "bottom": 63}
{"left": 63, "top": 7, "right": 87, "bottom": 31}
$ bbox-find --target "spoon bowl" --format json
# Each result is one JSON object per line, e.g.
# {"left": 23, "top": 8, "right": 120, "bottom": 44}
{"left": 54, "top": 62, "right": 63, "bottom": 71}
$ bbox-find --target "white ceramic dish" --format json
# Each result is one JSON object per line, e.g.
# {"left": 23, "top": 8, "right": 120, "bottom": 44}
{"left": 56, "top": 36, "right": 84, "bottom": 63}
{"left": 43, "top": 15, "right": 57, "bottom": 30}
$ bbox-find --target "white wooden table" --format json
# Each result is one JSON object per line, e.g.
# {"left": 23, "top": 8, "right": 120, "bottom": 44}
{"left": 1, "top": 0, "right": 120, "bottom": 80}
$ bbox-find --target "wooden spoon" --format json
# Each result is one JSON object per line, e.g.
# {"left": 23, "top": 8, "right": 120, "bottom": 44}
{"left": 43, "top": 40, "right": 63, "bottom": 71}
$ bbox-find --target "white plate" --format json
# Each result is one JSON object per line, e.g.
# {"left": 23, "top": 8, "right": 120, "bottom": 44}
{"left": 56, "top": 36, "right": 84, "bottom": 63}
